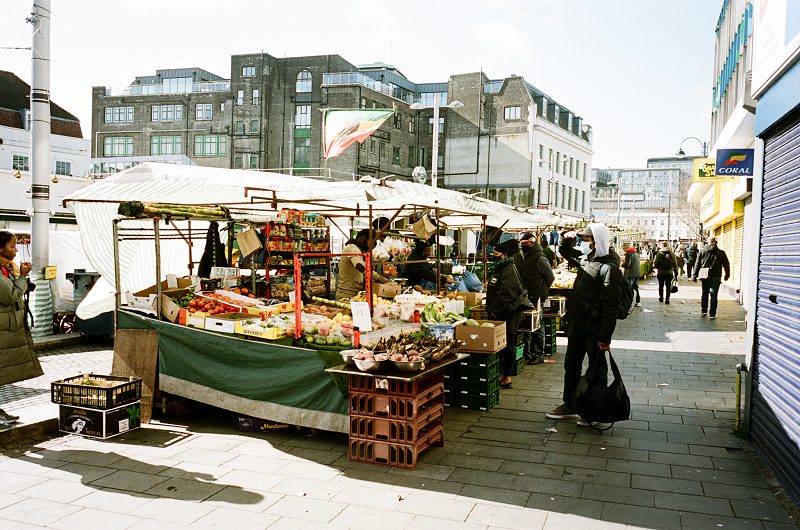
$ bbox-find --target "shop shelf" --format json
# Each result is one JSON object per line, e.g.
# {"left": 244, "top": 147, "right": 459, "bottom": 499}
{"left": 348, "top": 424, "right": 444, "bottom": 469}
{"left": 349, "top": 402, "right": 443, "bottom": 444}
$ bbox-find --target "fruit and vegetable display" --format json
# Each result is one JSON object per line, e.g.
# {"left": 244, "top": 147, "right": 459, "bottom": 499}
{"left": 464, "top": 319, "right": 496, "bottom": 327}
{"left": 551, "top": 270, "right": 577, "bottom": 289}
{"left": 117, "top": 201, "right": 229, "bottom": 220}
{"left": 420, "top": 302, "right": 463, "bottom": 324}
{"left": 239, "top": 314, "right": 292, "bottom": 334}
{"left": 186, "top": 298, "right": 240, "bottom": 315}
{"left": 373, "top": 334, "right": 460, "bottom": 363}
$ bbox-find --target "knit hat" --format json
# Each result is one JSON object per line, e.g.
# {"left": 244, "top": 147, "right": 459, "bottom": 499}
{"left": 494, "top": 239, "right": 519, "bottom": 256}
{"left": 519, "top": 231, "right": 535, "bottom": 242}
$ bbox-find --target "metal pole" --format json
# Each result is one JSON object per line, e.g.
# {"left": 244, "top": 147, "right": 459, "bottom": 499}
{"left": 154, "top": 218, "right": 162, "bottom": 319}
{"left": 431, "top": 93, "right": 440, "bottom": 189}
{"left": 435, "top": 205, "right": 441, "bottom": 294}
{"left": 617, "top": 170, "right": 623, "bottom": 225}
{"left": 113, "top": 220, "right": 121, "bottom": 310}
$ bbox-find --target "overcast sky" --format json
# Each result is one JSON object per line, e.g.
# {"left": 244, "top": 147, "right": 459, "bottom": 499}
{"left": 0, "top": 0, "right": 721, "bottom": 168}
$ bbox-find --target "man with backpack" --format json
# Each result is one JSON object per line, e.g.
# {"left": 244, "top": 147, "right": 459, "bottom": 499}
{"left": 515, "top": 232, "right": 555, "bottom": 365}
{"left": 547, "top": 223, "right": 626, "bottom": 424}
{"left": 691, "top": 237, "right": 730, "bottom": 319}
{"left": 654, "top": 241, "right": 679, "bottom": 304}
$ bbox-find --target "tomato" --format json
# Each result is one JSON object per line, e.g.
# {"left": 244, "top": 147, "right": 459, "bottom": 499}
{"left": 241, "top": 288, "right": 249, "bottom": 295}
{"left": 188, "top": 300, "right": 198, "bottom": 308}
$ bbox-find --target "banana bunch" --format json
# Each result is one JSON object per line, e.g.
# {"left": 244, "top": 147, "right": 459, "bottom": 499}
{"left": 421, "top": 302, "right": 462, "bottom": 324}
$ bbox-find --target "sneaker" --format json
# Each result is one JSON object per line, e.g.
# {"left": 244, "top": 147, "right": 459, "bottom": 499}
{"left": 0, "top": 409, "right": 19, "bottom": 422}
{"left": 659, "top": 298, "right": 663, "bottom": 302}
{"left": 527, "top": 357, "right": 544, "bottom": 366}
{"left": 576, "top": 418, "right": 591, "bottom": 427}
{"left": 701, "top": 313, "right": 707, "bottom": 317}
{"left": 665, "top": 300, "right": 670, "bottom": 304}
{"left": 635, "top": 302, "right": 642, "bottom": 307}
{"left": 710, "top": 315, "right": 716, "bottom": 320}
{"left": 546, "top": 404, "right": 579, "bottom": 419}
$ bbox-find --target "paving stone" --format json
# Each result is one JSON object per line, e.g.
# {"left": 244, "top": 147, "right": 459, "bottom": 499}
{"left": 72, "top": 487, "right": 156, "bottom": 514}
{"left": 543, "top": 451, "right": 607, "bottom": 470}
{"left": 269, "top": 476, "right": 343, "bottom": 501}
{"left": 466, "top": 502, "right": 548, "bottom": 530}
{"left": 670, "top": 465, "right": 770, "bottom": 487}
{"left": 526, "top": 492, "right": 603, "bottom": 519}
{"left": 458, "top": 484, "right": 531, "bottom": 507}
{"left": 711, "top": 456, "right": 759, "bottom": 473}
{"left": 648, "top": 451, "right": 713, "bottom": 468}
{"left": 600, "top": 502, "right": 682, "bottom": 529}
{"left": 202, "top": 486, "right": 283, "bottom": 512}
{"left": 329, "top": 504, "right": 414, "bottom": 529}
{"left": 37, "top": 461, "right": 119, "bottom": 483}
{"left": 89, "top": 469, "right": 170, "bottom": 493}
{"left": 189, "top": 506, "right": 277, "bottom": 530}
{"left": 630, "top": 438, "right": 690, "bottom": 454}
{"left": 680, "top": 511, "right": 768, "bottom": 529}
{"left": 144, "top": 476, "right": 225, "bottom": 501}
{"left": 561, "top": 467, "right": 631, "bottom": 487}
{"left": 479, "top": 446, "right": 548, "bottom": 464}
{"left": 688, "top": 444, "right": 749, "bottom": 459}
{"left": 701, "top": 482, "right": 775, "bottom": 502}
{"left": 497, "top": 460, "right": 564, "bottom": 480}
{"left": 655, "top": 491, "right": 733, "bottom": 516}
{"left": 332, "top": 466, "right": 401, "bottom": 489}
{"left": 394, "top": 492, "right": 475, "bottom": 521}
{"left": 330, "top": 484, "right": 402, "bottom": 510}
{"left": 447, "top": 468, "right": 517, "bottom": 489}
{"left": 135, "top": 497, "right": 215, "bottom": 526}
{"left": 265, "top": 495, "right": 347, "bottom": 523}
{"left": 0, "top": 455, "right": 69, "bottom": 475}
{"left": 17, "top": 477, "right": 95, "bottom": 503}
{"left": 587, "top": 445, "right": 649, "bottom": 462}
{"left": 0, "top": 498, "right": 82, "bottom": 526}
{"left": 543, "top": 512, "right": 625, "bottom": 529}
{"left": 0, "top": 471, "right": 47, "bottom": 494}
{"left": 392, "top": 475, "right": 464, "bottom": 497}
{"left": 0, "top": 492, "right": 24, "bottom": 510}
{"left": 405, "top": 514, "right": 489, "bottom": 530}
{"left": 47, "top": 507, "right": 142, "bottom": 530}
{"left": 221, "top": 454, "right": 292, "bottom": 474}
{"left": 730, "top": 499, "right": 797, "bottom": 524}
{"left": 605, "top": 458, "right": 672, "bottom": 478}
{"left": 438, "top": 453, "right": 503, "bottom": 472}
{"left": 0, "top": 518, "right": 52, "bottom": 530}
{"left": 609, "top": 427, "right": 668, "bottom": 442}
{"left": 631, "top": 474, "right": 703, "bottom": 495}
{"left": 513, "top": 475, "right": 585, "bottom": 497}
{"left": 581, "top": 483, "right": 654, "bottom": 507}
{"left": 385, "top": 461, "right": 456, "bottom": 481}
{"left": 274, "top": 460, "right": 340, "bottom": 481}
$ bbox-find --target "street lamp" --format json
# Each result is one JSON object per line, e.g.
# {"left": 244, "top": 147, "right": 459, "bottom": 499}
{"left": 410, "top": 94, "right": 463, "bottom": 188}
{"left": 536, "top": 155, "right": 568, "bottom": 209}
{"left": 676, "top": 136, "right": 709, "bottom": 158}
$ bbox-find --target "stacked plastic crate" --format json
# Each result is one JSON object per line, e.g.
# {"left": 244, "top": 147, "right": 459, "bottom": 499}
{"left": 543, "top": 317, "right": 558, "bottom": 356}
{"left": 448, "top": 354, "right": 500, "bottom": 411}
{"left": 347, "top": 374, "right": 445, "bottom": 469}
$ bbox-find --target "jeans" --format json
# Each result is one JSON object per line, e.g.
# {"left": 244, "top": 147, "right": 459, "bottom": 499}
{"left": 563, "top": 327, "right": 608, "bottom": 407}
{"left": 627, "top": 276, "right": 640, "bottom": 303}
{"left": 501, "top": 333, "right": 518, "bottom": 377}
{"left": 522, "top": 325, "right": 545, "bottom": 360}
{"left": 701, "top": 278, "right": 722, "bottom": 316}
{"left": 657, "top": 274, "right": 674, "bottom": 301}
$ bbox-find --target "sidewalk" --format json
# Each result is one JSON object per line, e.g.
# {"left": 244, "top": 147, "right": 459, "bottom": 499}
{"left": 0, "top": 278, "right": 797, "bottom": 529}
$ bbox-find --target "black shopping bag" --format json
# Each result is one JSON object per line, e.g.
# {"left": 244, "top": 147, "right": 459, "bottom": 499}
{"left": 573, "top": 350, "right": 630, "bottom": 430}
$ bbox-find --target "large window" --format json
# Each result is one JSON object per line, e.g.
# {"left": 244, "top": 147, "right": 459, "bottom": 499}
{"left": 504, "top": 106, "right": 521, "bottom": 120}
{"left": 252, "top": 89, "right": 260, "bottom": 106}
{"left": 235, "top": 121, "right": 245, "bottom": 134}
{"left": 249, "top": 155, "right": 259, "bottom": 169}
{"left": 295, "top": 105, "right": 311, "bottom": 128}
{"left": 55, "top": 160, "right": 71, "bottom": 176}
{"left": 379, "top": 142, "right": 386, "bottom": 158}
{"left": 392, "top": 146, "right": 400, "bottom": 165}
{"left": 12, "top": 154, "right": 29, "bottom": 171}
{"left": 162, "top": 77, "right": 192, "bottom": 94}
{"left": 250, "top": 120, "right": 259, "bottom": 133}
{"left": 296, "top": 70, "right": 312, "bottom": 93}
{"left": 150, "top": 135, "right": 182, "bottom": 155}
{"left": 294, "top": 137, "right": 311, "bottom": 166}
{"left": 236, "top": 90, "right": 244, "bottom": 106}
{"left": 103, "top": 136, "right": 133, "bottom": 157}
{"left": 408, "top": 146, "right": 415, "bottom": 166}
{"left": 104, "top": 106, "right": 134, "bottom": 123}
{"left": 242, "top": 65, "right": 256, "bottom": 77}
{"left": 194, "top": 135, "right": 227, "bottom": 157}
{"left": 195, "top": 104, "right": 213, "bottom": 120}
{"left": 151, "top": 104, "right": 182, "bottom": 122}
{"left": 408, "top": 118, "right": 415, "bottom": 133}
{"left": 393, "top": 114, "right": 401, "bottom": 129}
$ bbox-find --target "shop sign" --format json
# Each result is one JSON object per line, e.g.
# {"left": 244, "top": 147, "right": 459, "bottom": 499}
{"left": 693, "top": 158, "right": 730, "bottom": 183}
{"left": 752, "top": 0, "right": 800, "bottom": 97}
{"left": 715, "top": 148, "right": 755, "bottom": 176}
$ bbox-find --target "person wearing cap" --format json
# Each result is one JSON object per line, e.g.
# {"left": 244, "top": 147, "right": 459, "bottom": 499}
{"left": 691, "top": 237, "right": 730, "bottom": 319}
{"left": 487, "top": 238, "right": 533, "bottom": 388}
{"left": 514, "top": 232, "right": 555, "bottom": 365}
{"left": 402, "top": 238, "right": 454, "bottom": 292}
{"left": 547, "top": 223, "right": 624, "bottom": 423}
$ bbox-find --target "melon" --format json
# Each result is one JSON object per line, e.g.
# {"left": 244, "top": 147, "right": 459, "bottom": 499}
{"left": 480, "top": 322, "right": 496, "bottom": 328}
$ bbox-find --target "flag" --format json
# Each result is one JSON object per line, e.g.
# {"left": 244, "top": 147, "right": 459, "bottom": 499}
{"left": 322, "top": 109, "right": 394, "bottom": 159}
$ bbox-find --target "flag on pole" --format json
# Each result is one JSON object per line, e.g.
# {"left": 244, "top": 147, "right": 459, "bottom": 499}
{"left": 322, "top": 109, "right": 394, "bottom": 159}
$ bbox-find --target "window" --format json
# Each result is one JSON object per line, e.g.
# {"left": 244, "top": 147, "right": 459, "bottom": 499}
{"left": 538, "top": 144, "right": 544, "bottom": 162}
{"left": 428, "top": 117, "right": 445, "bottom": 134}
{"left": 234, "top": 156, "right": 243, "bottom": 169}
{"left": 360, "top": 97, "right": 367, "bottom": 109}
{"left": 12, "top": 154, "right": 29, "bottom": 171}
{"left": 194, "top": 135, "right": 227, "bottom": 157}
{"left": 242, "top": 65, "right": 256, "bottom": 77}
{"left": 151, "top": 104, "right": 182, "bottom": 122}
{"left": 235, "top": 121, "right": 245, "bottom": 134}
{"left": 295, "top": 105, "right": 311, "bottom": 128}
{"left": 249, "top": 155, "right": 259, "bottom": 169}
{"left": 408, "top": 146, "right": 415, "bottom": 166}
{"left": 379, "top": 142, "right": 386, "bottom": 158}
{"left": 296, "top": 70, "right": 312, "bottom": 93}
{"left": 104, "top": 106, "right": 134, "bottom": 123}
{"left": 252, "top": 89, "right": 260, "bottom": 106}
{"left": 504, "top": 106, "right": 521, "bottom": 120}
{"left": 294, "top": 137, "right": 311, "bottom": 166}
{"left": 392, "top": 146, "right": 400, "bottom": 165}
{"left": 162, "top": 77, "right": 192, "bottom": 94}
{"left": 360, "top": 140, "right": 366, "bottom": 151}
{"left": 150, "top": 135, "right": 182, "bottom": 155}
{"left": 370, "top": 139, "right": 376, "bottom": 154}
{"left": 408, "top": 118, "right": 415, "bottom": 133}
{"left": 583, "top": 163, "right": 588, "bottom": 182}
{"left": 393, "top": 114, "right": 401, "bottom": 129}
{"left": 55, "top": 160, "right": 71, "bottom": 176}
{"left": 438, "top": 152, "right": 444, "bottom": 170}
{"left": 419, "top": 147, "right": 426, "bottom": 167}
{"left": 195, "top": 104, "right": 213, "bottom": 120}
{"left": 103, "top": 136, "right": 133, "bottom": 157}
{"left": 250, "top": 120, "right": 259, "bottom": 133}
{"left": 236, "top": 90, "right": 244, "bottom": 106}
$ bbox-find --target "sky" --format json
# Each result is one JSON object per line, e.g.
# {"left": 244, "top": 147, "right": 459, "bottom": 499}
{"left": 0, "top": 0, "right": 722, "bottom": 169}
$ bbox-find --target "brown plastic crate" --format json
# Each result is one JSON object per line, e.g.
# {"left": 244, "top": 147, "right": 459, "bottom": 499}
{"left": 349, "top": 383, "right": 443, "bottom": 420}
{"left": 348, "top": 423, "right": 444, "bottom": 469}
{"left": 51, "top": 374, "right": 142, "bottom": 410}
{"left": 349, "top": 402, "right": 443, "bottom": 444}
{"left": 348, "top": 373, "right": 441, "bottom": 396}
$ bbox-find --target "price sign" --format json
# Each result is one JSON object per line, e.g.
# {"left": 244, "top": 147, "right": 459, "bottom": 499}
{"left": 350, "top": 301, "right": 373, "bottom": 332}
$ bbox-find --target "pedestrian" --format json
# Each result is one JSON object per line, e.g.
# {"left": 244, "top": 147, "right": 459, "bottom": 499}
{"left": 540, "top": 234, "right": 556, "bottom": 267}
{"left": 550, "top": 227, "right": 559, "bottom": 248}
{"left": 515, "top": 232, "right": 555, "bottom": 365}
{"left": 622, "top": 245, "right": 642, "bottom": 307}
{"left": 654, "top": 241, "right": 678, "bottom": 304}
{"left": 691, "top": 237, "right": 730, "bottom": 319}
{"left": 487, "top": 238, "right": 531, "bottom": 389}
{"left": 0, "top": 231, "right": 44, "bottom": 424}
{"left": 687, "top": 240, "right": 699, "bottom": 275}
{"left": 675, "top": 244, "right": 687, "bottom": 278}
{"left": 547, "top": 223, "right": 623, "bottom": 423}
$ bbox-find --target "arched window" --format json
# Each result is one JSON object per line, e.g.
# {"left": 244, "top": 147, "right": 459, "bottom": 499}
{"left": 296, "top": 70, "right": 312, "bottom": 93}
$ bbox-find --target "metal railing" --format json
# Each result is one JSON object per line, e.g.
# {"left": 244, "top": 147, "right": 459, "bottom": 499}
{"left": 105, "top": 80, "right": 231, "bottom": 97}
{"left": 322, "top": 73, "right": 415, "bottom": 104}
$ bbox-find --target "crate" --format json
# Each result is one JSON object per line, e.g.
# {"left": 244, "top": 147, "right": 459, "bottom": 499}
{"left": 515, "top": 343, "right": 524, "bottom": 360}
{"left": 516, "top": 356, "right": 526, "bottom": 375}
{"left": 468, "top": 306, "right": 488, "bottom": 320}
{"left": 349, "top": 403, "right": 443, "bottom": 444}
{"left": 349, "top": 373, "right": 439, "bottom": 397}
{"left": 443, "top": 365, "right": 459, "bottom": 406}
{"left": 458, "top": 361, "right": 500, "bottom": 384}
{"left": 459, "top": 390, "right": 499, "bottom": 411}
{"left": 459, "top": 377, "right": 499, "bottom": 397}
{"left": 348, "top": 424, "right": 444, "bottom": 469}
{"left": 458, "top": 352, "right": 499, "bottom": 371}
{"left": 51, "top": 374, "right": 142, "bottom": 410}
{"left": 349, "top": 383, "right": 443, "bottom": 420}
{"left": 58, "top": 402, "right": 141, "bottom": 439}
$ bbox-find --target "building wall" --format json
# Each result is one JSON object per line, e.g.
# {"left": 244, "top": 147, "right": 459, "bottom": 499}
{"left": 1, "top": 125, "right": 90, "bottom": 177}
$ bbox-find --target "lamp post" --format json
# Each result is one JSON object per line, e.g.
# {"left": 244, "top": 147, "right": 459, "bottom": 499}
{"left": 676, "top": 136, "right": 709, "bottom": 158}
{"left": 410, "top": 95, "right": 463, "bottom": 188}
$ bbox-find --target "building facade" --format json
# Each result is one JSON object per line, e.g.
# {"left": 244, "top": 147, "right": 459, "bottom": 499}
{"left": 91, "top": 54, "right": 591, "bottom": 216}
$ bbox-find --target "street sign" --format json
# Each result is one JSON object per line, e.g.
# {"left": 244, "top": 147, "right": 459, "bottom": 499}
{"left": 715, "top": 149, "right": 754, "bottom": 176}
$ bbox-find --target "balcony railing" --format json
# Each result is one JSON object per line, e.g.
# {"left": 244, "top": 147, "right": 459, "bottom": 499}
{"left": 322, "top": 73, "right": 415, "bottom": 104}
{"left": 105, "top": 80, "right": 231, "bottom": 97}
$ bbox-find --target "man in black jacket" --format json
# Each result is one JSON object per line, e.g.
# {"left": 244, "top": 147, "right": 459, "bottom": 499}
{"left": 515, "top": 232, "right": 555, "bottom": 365}
{"left": 402, "top": 239, "right": 453, "bottom": 291}
{"left": 547, "top": 223, "right": 624, "bottom": 422}
{"left": 691, "top": 237, "right": 730, "bottom": 319}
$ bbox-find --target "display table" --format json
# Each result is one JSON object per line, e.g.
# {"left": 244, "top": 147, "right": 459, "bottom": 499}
{"left": 326, "top": 354, "right": 466, "bottom": 469}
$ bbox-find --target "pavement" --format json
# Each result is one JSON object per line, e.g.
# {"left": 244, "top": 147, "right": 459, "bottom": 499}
{"left": 0, "top": 277, "right": 798, "bottom": 530}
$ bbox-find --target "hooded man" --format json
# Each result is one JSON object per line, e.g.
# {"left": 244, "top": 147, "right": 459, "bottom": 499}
{"left": 691, "top": 237, "right": 730, "bottom": 319}
{"left": 514, "top": 232, "right": 555, "bottom": 365}
{"left": 547, "top": 222, "right": 624, "bottom": 424}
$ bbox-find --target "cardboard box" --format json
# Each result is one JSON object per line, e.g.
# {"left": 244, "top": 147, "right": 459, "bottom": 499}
{"left": 372, "top": 282, "right": 401, "bottom": 299}
{"left": 160, "top": 295, "right": 182, "bottom": 323}
{"left": 58, "top": 402, "right": 141, "bottom": 439}
{"left": 234, "top": 320, "right": 286, "bottom": 340}
{"left": 204, "top": 312, "right": 254, "bottom": 334}
{"left": 455, "top": 320, "right": 507, "bottom": 353}
{"left": 238, "top": 416, "right": 290, "bottom": 432}
{"left": 187, "top": 312, "right": 207, "bottom": 328}
{"left": 134, "top": 276, "right": 193, "bottom": 297}
{"left": 426, "top": 322, "right": 463, "bottom": 341}
{"left": 446, "top": 291, "right": 483, "bottom": 308}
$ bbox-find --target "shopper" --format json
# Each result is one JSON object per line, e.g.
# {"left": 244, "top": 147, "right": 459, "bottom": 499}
{"left": 0, "top": 231, "right": 44, "bottom": 424}
{"left": 540, "top": 234, "right": 556, "bottom": 267}
{"left": 547, "top": 223, "right": 623, "bottom": 421}
{"left": 516, "top": 232, "right": 555, "bottom": 365}
{"left": 691, "top": 237, "right": 730, "bottom": 319}
{"left": 687, "top": 240, "right": 699, "bottom": 275}
{"left": 402, "top": 238, "right": 454, "bottom": 292}
{"left": 622, "top": 245, "right": 642, "bottom": 307}
{"left": 675, "top": 244, "right": 687, "bottom": 278}
{"left": 487, "top": 238, "right": 531, "bottom": 389}
{"left": 654, "top": 241, "right": 678, "bottom": 304}
{"left": 336, "top": 229, "right": 388, "bottom": 300}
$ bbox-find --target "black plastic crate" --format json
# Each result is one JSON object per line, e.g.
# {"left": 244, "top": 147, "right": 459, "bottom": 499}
{"left": 459, "top": 390, "right": 499, "bottom": 411}
{"left": 457, "top": 362, "right": 500, "bottom": 384}
{"left": 51, "top": 374, "right": 142, "bottom": 410}
{"left": 459, "top": 377, "right": 499, "bottom": 397}
{"left": 458, "top": 353, "right": 500, "bottom": 369}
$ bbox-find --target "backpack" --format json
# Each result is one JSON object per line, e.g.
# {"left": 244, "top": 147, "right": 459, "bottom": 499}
{"left": 600, "top": 263, "right": 635, "bottom": 320}
{"left": 654, "top": 251, "right": 670, "bottom": 270}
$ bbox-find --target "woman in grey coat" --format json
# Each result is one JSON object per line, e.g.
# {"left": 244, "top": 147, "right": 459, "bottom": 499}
{"left": 0, "top": 231, "right": 43, "bottom": 423}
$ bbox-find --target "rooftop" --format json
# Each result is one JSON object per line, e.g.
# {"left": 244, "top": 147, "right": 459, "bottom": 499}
{"left": 0, "top": 70, "right": 83, "bottom": 138}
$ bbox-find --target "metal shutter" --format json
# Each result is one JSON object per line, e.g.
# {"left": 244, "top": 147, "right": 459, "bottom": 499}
{"left": 741, "top": 198, "right": 755, "bottom": 310}
{"left": 735, "top": 216, "right": 745, "bottom": 301}
{"left": 720, "top": 221, "right": 735, "bottom": 289}
{"left": 752, "top": 113, "right": 800, "bottom": 504}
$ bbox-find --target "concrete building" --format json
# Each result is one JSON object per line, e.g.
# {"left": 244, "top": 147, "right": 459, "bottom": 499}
{"left": 0, "top": 70, "right": 90, "bottom": 231}
{"left": 91, "top": 54, "right": 592, "bottom": 216}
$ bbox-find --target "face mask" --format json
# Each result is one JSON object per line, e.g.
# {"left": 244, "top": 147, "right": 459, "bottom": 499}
{"left": 577, "top": 242, "right": 592, "bottom": 256}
